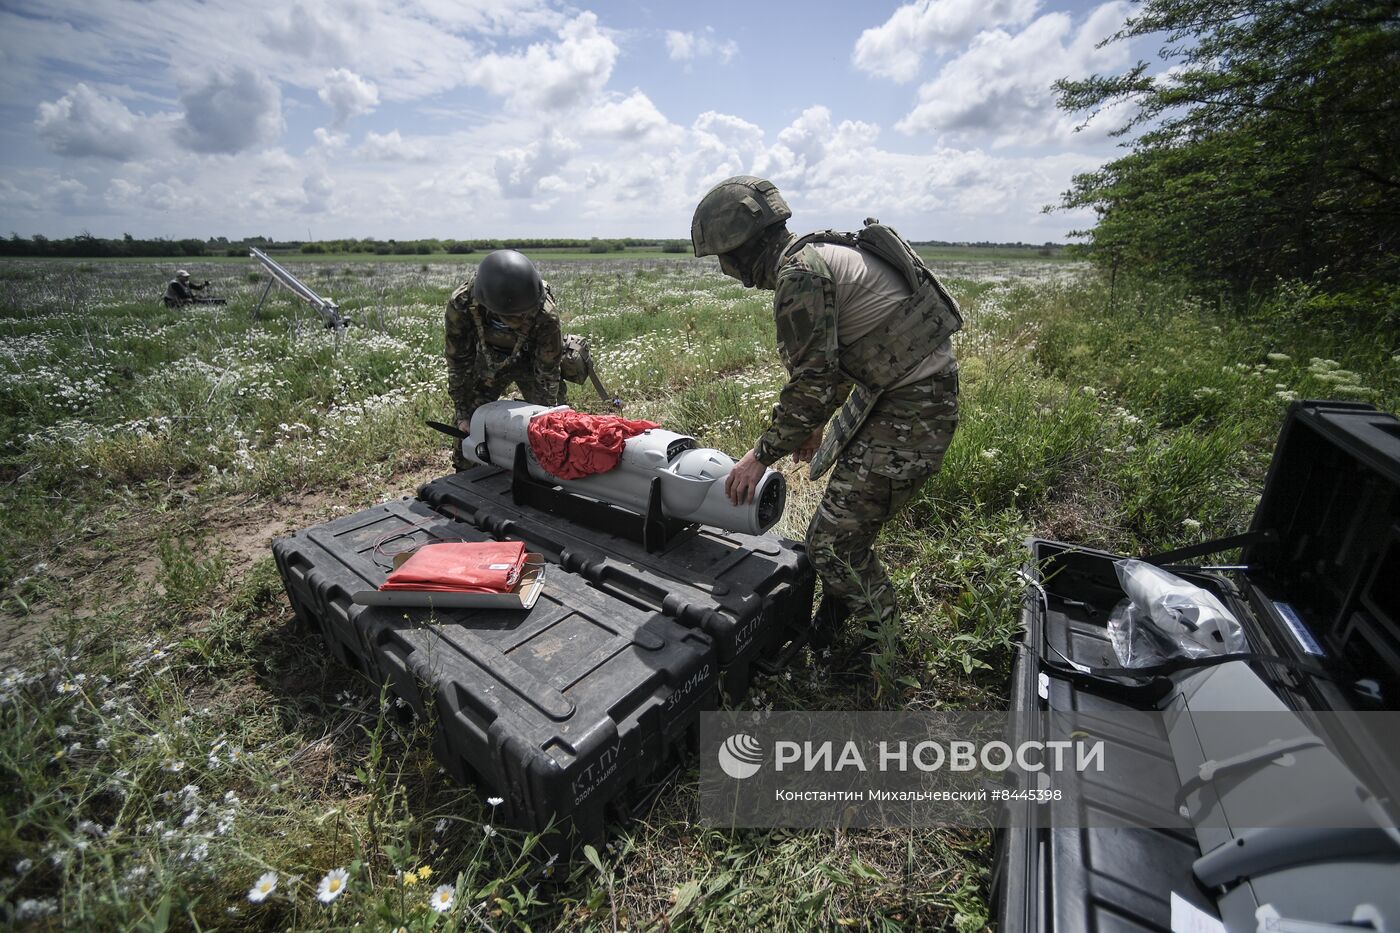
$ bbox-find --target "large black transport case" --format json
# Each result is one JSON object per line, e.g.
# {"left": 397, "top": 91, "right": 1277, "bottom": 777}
{"left": 272, "top": 497, "right": 720, "bottom": 842}
{"left": 995, "top": 401, "right": 1400, "bottom": 931}
{"left": 417, "top": 465, "right": 815, "bottom": 700}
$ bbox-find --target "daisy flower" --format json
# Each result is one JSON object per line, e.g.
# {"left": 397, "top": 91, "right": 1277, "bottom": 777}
{"left": 247, "top": 871, "right": 278, "bottom": 903}
{"left": 429, "top": 884, "right": 455, "bottom": 913}
{"left": 486, "top": 796, "right": 503, "bottom": 807}
{"left": 317, "top": 867, "right": 349, "bottom": 904}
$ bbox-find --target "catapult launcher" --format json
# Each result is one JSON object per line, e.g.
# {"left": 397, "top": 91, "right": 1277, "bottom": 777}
{"left": 249, "top": 247, "right": 348, "bottom": 329}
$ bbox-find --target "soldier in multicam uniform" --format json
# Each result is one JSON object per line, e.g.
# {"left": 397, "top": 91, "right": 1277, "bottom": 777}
{"left": 446, "top": 250, "right": 568, "bottom": 463}
{"left": 691, "top": 176, "right": 962, "bottom": 670}
{"left": 163, "top": 270, "right": 212, "bottom": 307}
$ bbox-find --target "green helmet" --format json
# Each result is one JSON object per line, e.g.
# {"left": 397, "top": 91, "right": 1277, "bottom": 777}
{"left": 691, "top": 176, "right": 791, "bottom": 257}
{"left": 472, "top": 249, "right": 543, "bottom": 318}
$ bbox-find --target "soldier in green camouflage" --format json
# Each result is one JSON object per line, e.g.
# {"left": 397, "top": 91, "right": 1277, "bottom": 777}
{"left": 446, "top": 250, "right": 567, "bottom": 454}
{"left": 692, "top": 176, "right": 962, "bottom": 669}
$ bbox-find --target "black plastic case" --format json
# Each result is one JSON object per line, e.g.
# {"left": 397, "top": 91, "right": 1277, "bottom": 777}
{"left": 994, "top": 401, "right": 1400, "bottom": 931}
{"left": 417, "top": 466, "right": 815, "bottom": 699}
{"left": 272, "top": 497, "right": 718, "bottom": 842}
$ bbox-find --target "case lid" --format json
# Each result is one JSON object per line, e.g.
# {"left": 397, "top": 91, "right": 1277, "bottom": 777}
{"left": 1244, "top": 401, "right": 1400, "bottom": 700}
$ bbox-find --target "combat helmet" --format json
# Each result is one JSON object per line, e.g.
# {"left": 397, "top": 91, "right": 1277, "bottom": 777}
{"left": 472, "top": 249, "right": 544, "bottom": 318}
{"left": 691, "top": 176, "right": 791, "bottom": 257}
{"left": 176, "top": 270, "right": 190, "bottom": 280}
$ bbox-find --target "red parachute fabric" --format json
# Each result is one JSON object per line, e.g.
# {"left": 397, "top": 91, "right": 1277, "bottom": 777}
{"left": 527, "top": 410, "right": 660, "bottom": 480}
{"left": 379, "top": 541, "right": 527, "bottom": 593}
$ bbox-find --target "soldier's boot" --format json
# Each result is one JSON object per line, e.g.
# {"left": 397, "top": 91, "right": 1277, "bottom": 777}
{"left": 807, "top": 595, "right": 872, "bottom": 677}
{"left": 808, "top": 594, "right": 844, "bottom": 655}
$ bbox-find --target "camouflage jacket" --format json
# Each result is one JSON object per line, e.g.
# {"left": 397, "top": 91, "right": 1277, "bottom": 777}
{"left": 445, "top": 274, "right": 564, "bottom": 422}
{"left": 753, "top": 244, "right": 854, "bottom": 465}
{"left": 163, "top": 279, "right": 203, "bottom": 303}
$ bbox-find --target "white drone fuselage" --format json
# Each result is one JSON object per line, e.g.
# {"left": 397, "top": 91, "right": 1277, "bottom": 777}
{"left": 461, "top": 401, "right": 787, "bottom": 536}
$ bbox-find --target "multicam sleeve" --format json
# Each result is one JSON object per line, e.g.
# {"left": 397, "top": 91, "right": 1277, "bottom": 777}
{"left": 752, "top": 263, "right": 848, "bottom": 465}
{"left": 527, "top": 284, "right": 564, "bottom": 406}
{"left": 445, "top": 278, "right": 479, "bottom": 422}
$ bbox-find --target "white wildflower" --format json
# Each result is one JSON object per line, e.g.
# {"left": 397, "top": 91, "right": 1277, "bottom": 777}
{"left": 317, "top": 867, "right": 349, "bottom": 903}
{"left": 247, "top": 871, "right": 278, "bottom": 903}
{"left": 430, "top": 884, "right": 455, "bottom": 913}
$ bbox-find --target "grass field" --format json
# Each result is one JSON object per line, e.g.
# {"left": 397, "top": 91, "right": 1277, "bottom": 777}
{"left": 1, "top": 254, "right": 1395, "bottom": 929}
{"left": 18, "top": 243, "right": 1073, "bottom": 267}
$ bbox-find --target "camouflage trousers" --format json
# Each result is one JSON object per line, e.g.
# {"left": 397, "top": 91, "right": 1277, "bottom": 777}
{"left": 452, "top": 364, "right": 569, "bottom": 470}
{"left": 806, "top": 373, "right": 958, "bottom": 637}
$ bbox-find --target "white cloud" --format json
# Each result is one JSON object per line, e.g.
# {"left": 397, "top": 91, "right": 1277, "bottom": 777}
{"left": 691, "top": 112, "right": 766, "bottom": 172}
{"left": 412, "top": 0, "right": 564, "bottom": 36}
{"left": 760, "top": 106, "right": 881, "bottom": 184}
{"left": 356, "top": 130, "right": 434, "bottom": 162}
{"left": 895, "top": 2, "right": 1131, "bottom": 146}
{"left": 0, "top": 174, "right": 100, "bottom": 217}
{"left": 176, "top": 67, "right": 284, "bottom": 154}
{"left": 665, "top": 28, "right": 738, "bottom": 64}
{"left": 34, "top": 84, "right": 152, "bottom": 161}
{"left": 301, "top": 168, "right": 333, "bottom": 213}
{"left": 494, "top": 131, "right": 579, "bottom": 198}
{"left": 471, "top": 12, "right": 618, "bottom": 111}
{"left": 580, "top": 91, "right": 683, "bottom": 143}
{"left": 853, "top": 0, "right": 1041, "bottom": 82}
{"left": 260, "top": 2, "right": 354, "bottom": 62}
{"left": 314, "top": 127, "right": 349, "bottom": 149}
{"left": 318, "top": 68, "right": 379, "bottom": 128}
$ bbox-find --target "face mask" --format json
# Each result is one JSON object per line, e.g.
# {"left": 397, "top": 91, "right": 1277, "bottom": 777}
{"left": 718, "top": 251, "right": 754, "bottom": 288}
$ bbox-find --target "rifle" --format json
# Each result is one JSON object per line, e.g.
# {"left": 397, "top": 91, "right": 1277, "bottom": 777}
{"left": 249, "top": 247, "right": 348, "bottom": 329}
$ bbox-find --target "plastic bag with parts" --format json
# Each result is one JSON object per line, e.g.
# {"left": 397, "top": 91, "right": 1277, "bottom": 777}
{"left": 1107, "top": 559, "right": 1248, "bottom": 667}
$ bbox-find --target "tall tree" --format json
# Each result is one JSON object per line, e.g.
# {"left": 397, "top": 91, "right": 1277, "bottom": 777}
{"left": 1057, "top": 0, "right": 1400, "bottom": 300}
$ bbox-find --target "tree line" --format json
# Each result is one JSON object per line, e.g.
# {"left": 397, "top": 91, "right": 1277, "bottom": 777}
{"left": 1056, "top": 0, "right": 1399, "bottom": 319}
{"left": 0, "top": 233, "right": 697, "bottom": 259}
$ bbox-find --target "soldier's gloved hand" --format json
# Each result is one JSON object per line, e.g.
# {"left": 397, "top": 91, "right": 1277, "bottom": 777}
{"left": 725, "top": 449, "right": 765, "bottom": 506}
{"left": 793, "top": 426, "right": 824, "bottom": 464}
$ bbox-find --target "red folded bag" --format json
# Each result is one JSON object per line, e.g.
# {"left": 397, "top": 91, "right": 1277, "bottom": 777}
{"left": 379, "top": 541, "right": 528, "bottom": 593}
{"left": 527, "top": 410, "right": 660, "bottom": 480}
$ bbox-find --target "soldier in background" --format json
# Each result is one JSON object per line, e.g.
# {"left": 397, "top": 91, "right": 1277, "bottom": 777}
{"left": 446, "top": 250, "right": 568, "bottom": 464}
{"left": 691, "top": 176, "right": 962, "bottom": 672}
{"left": 163, "top": 270, "right": 212, "bottom": 307}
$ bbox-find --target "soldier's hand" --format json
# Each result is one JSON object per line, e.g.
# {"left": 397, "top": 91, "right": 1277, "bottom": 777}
{"left": 457, "top": 419, "right": 471, "bottom": 434}
{"left": 793, "top": 426, "right": 824, "bottom": 464}
{"left": 725, "top": 449, "right": 765, "bottom": 506}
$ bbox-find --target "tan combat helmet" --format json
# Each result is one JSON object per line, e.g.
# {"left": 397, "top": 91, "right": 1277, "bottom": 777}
{"left": 691, "top": 176, "right": 791, "bottom": 257}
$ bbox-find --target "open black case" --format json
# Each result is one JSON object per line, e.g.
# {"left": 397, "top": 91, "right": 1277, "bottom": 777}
{"left": 995, "top": 400, "right": 1400, "bottom": 931}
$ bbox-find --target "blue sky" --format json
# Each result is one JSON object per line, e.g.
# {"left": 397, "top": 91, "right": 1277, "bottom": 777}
{"left": 0, "top": 0, "right": 1144, "bottom": 242}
